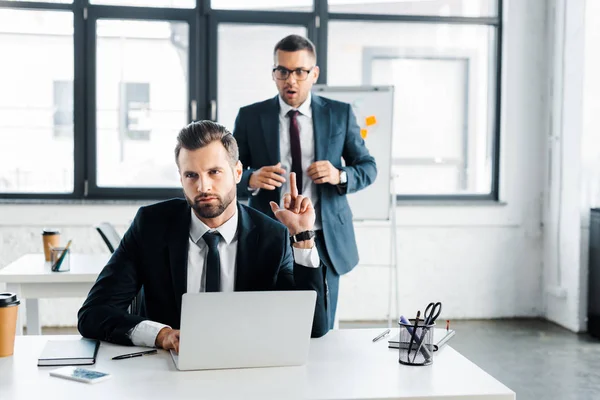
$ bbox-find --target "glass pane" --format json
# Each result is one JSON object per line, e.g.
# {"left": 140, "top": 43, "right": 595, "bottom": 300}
{"left": 328, "top": 0, "right": 497, "bottom": 17}
{"left": 211, "top": 0, "right": 312, "bottom": 12}
{"left": 0, "top": 9, "right": 74, "bottom": 193}
{"left": 90, "top": 0, "right": 194, "bottom": 8}
{"left": 328, "top": 21, "right": 495, "bottom": 195}
{"left": 217, "top": 24, "right": 307, "bottom": 132}
{"left": 5, "top": 0, "right": 72, "bottom": 3}
{"left": 96, "top": 19, "right": 189, "bottom": 188}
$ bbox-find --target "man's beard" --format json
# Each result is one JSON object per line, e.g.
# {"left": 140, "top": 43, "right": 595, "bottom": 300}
{"left": 186, "top": 187, "right": 236, "bottom": 219}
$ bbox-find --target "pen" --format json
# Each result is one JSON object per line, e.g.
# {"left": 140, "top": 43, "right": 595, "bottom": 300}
{"left": 112, "top": 349, "right": 157, "bottom": 360}
{"left": 406, "top": 311, "right": 420, "bottom": 362}
{"left": 372, "top": 329, "right": 390, "bottom": 342}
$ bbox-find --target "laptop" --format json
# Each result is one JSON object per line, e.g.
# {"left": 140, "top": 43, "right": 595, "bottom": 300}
{"left": 170, "top": 291, "right": 317, "bottom": 371}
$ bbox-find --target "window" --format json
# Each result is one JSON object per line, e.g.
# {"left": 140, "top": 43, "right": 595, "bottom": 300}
{"left": 0, "top": 9, "right": 74, "bottom": 194}
{"left": 90, "top": 0, "right": 195, "bottom": 8}
{"left": 5, "top": 0, "right": 72, "bottom": 3}
{"left": 328, "top": 17, "right": 499, "bottom": 198}
{"left": 0, "top": 0, "right": 501, "bottom": 200}
{"left": 95, "top": 19, "right": 189, "bottom": 189}
{"left": 211, "top": 0, "right": 313, "bottom": 12}
{"left": 328, "top": 0, "right": 497, "bottom": 17}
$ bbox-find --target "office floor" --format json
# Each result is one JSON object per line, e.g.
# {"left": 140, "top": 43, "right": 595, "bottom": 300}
{"left": 37, "top": 319, "right": 600, "bottom": 400}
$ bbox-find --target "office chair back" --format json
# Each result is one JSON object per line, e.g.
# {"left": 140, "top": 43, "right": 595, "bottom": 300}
{"left": 95, "top": 222, "right": 122, "bottom": 253}
{"left": 94, "top": 222, "right": 145, "bottom": 317}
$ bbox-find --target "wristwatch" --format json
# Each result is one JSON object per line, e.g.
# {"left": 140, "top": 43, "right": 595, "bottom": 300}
{"left": 290, "top": 230, "right": 316, "bottom": 243}
{"left": 339, "top": 169, "right": 347, "bottom": 185}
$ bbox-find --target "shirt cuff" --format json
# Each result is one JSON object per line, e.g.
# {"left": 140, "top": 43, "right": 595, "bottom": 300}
{"left": 248, "top": 187, "right": 261, "bottom": 196}
{"left": 128, "top": 320, "right": 170, "bottom": 347}
{"left": 292, "top": 246, "right": 320, "bottom": 268}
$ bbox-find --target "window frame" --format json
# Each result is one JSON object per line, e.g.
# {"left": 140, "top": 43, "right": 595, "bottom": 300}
{"left": 0, "top": 0, "right": 502, "bottom": 202}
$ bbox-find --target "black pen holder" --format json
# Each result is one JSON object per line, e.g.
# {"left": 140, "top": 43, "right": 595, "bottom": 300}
{"left": 398, "top": 318, "right": 435, "bottom": 366}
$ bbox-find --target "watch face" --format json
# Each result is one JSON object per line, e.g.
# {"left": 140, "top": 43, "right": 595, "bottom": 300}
{"left": 340, "top": 171, "right": 347, "bottom": 184}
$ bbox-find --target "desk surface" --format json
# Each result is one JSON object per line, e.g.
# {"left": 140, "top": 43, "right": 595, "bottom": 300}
{"left": 0, "top": 329, "right": 514, "bottom": 400}
{"left": 0, "top": 253, "right": 107, "bottom": 283}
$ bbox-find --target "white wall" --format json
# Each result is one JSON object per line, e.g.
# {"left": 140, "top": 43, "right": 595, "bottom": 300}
{"left": 581, "top": 0, "right": 600, "bottom": 330}
{"left": 542, "top": 0, "right": 600, "bottom": 332}
{"left": 0, "top": 0, "right": 549, "bottom": 327}
{"left": 541, "top": 0, "right": 600, "bottom": 333}
{"left": 542, "top": 0, "right": 586, "bottom": 332}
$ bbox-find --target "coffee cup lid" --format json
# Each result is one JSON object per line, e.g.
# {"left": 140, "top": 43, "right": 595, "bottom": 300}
{"left": 0, "top": 292, "right": 20, "bottom": 307}
{"left": 42, "top": 229, "right": 60, "bottom": 235}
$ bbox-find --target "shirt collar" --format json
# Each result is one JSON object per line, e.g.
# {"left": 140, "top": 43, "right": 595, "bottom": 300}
{"left": 189, "top": 207, "right": 238, "bottom": 245}
{"left": 278, "top": 92, "right": 312, "bottom": 119}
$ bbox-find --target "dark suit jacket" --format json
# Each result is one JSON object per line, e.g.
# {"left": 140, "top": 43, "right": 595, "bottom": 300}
{"left": 78, "top": 199, "right": 328, "bottom": 345}
{"left": 233, "top": 94, "right": 377, "bottom": 275}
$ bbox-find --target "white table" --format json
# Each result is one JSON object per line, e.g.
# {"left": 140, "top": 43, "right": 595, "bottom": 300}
{"left": 0, "top": 253, "right": 108, "bottom": 335}
{"left": 0, "top": 329, "right": 515, "bottom": 400}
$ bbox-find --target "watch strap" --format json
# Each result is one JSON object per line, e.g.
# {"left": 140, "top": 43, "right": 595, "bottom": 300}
{"left": 290, "top": 230, "right": 316, "bottom": 243}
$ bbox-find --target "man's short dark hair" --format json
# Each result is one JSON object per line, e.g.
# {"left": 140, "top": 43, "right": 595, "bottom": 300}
{"left": 174, "top": 120, "right": 239, "bottom": 167}
{"left": 273, "top": 34, "right": 317, "bottom": 62}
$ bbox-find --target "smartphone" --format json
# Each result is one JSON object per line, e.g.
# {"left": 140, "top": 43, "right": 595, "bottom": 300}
{"left": 49, "top": 366, "right": 111, "bottom": 384}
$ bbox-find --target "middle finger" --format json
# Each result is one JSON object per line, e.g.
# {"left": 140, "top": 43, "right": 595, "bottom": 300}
{"left": 289, "top": 172, "right": 298, "bottom": 198}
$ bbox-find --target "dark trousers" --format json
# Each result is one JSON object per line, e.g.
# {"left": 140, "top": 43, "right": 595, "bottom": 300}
{"left": 315, "top": 230, "right": 340, "bottom": 330}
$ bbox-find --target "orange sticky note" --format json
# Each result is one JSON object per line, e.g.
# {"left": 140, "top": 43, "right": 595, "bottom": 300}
{"left": 365, "top": 115, "right": 377, "bottom": 126}
{"left": 360, "top": 129, "right": 368, "bottom": 139}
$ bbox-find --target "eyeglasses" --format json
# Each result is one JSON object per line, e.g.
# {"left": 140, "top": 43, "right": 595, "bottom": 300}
{"left": 272, "top": 66, "right": 315, "bottom": 81}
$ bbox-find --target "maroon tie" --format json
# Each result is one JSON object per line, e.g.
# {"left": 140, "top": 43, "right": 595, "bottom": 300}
{"left": 287, "top": 109, "right": 303, "bottom": 194}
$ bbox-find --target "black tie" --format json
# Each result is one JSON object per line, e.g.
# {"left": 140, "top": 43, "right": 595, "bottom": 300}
{"left": 202, "top": 231, "right": 221, "bottom": 292}
{"left": 287, "top": 109, "right": 303, "bottom": 194}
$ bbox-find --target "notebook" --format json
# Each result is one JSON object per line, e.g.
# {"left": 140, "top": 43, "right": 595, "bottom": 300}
{"left": 38, "top": 338, "right": 100, "bottom": 367}
{"left": 388, "top": 328, "right": 455, "bottom": 351}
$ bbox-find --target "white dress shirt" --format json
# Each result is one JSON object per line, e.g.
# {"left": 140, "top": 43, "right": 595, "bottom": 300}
{"left": 128, "top": 207, "right": 320, "bottom": 347}
{"left": 277, "top": 93, "right": 322, "bottom": 230}
{"left": 187, "top": 207, "right": 239, "bottom": 293}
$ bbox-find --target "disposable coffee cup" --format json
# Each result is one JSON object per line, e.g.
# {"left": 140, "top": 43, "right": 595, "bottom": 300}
{"left": 42, "top": 229, "right": 60, "bottom": 262}
{"left": 0, "top": 292, "right": 20, "bottom": 357}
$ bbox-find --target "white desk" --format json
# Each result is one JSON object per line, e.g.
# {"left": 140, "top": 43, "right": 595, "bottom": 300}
{"left": 0, "top": 330, "right": 515, "bottom": 400}
{"left": 0, "top": 253, "right": 107, "bottom": 335}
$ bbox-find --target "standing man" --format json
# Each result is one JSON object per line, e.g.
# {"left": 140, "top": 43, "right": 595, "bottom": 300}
{"left": 233, "top": 35, "right": 377, "bottom": 328}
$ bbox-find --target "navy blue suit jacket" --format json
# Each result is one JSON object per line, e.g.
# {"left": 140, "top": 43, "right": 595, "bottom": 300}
{"left": 78, "top": 200, "right": 328, "bottom": 345}
{"left": 233, "top": 95, "right": 377, "bottom": 275}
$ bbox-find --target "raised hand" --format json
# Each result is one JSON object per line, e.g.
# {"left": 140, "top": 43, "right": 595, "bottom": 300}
{"left": 269, "top": 172, "right": 315, "bottom": 236}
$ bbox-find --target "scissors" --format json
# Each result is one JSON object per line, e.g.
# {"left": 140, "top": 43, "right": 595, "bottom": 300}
{"left": 423, "top": 302, "right": 442, "bottom": 326}
{"left": 412, "top": 302, "right": 442, "bottom": 363}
